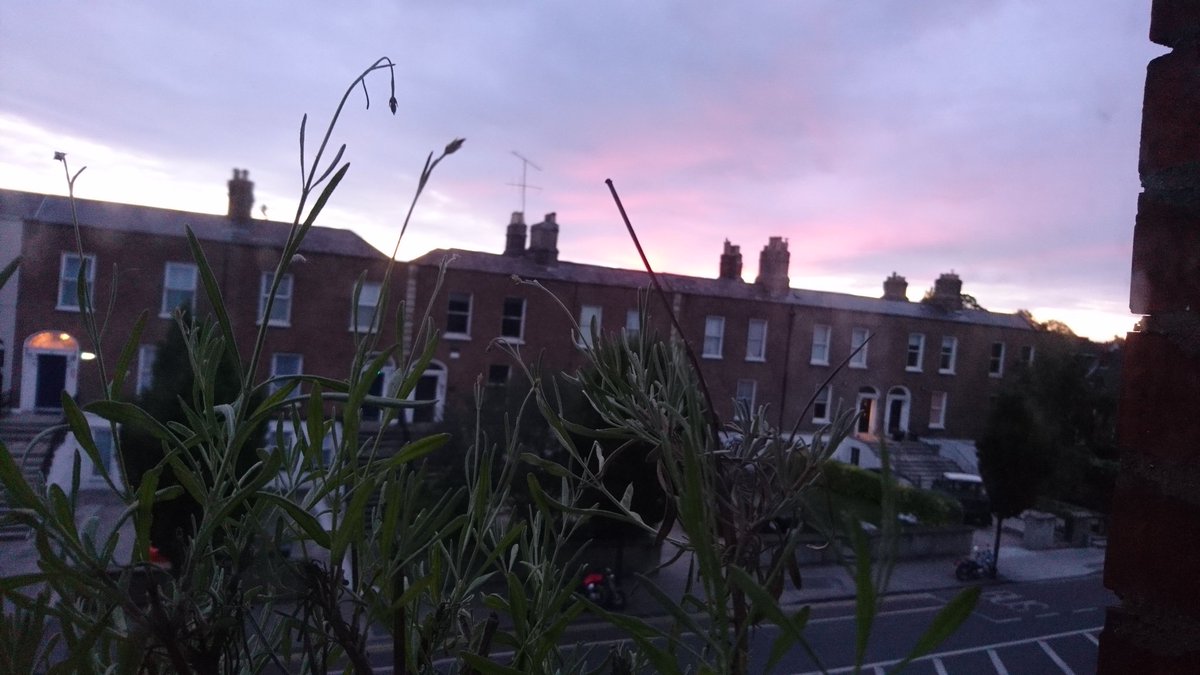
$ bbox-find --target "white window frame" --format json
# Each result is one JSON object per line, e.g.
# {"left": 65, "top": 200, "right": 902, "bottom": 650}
{"left": 812, "top": 385, "right": 832, "bottom": 423}
{"left": 745, "top": 319, "right": 767, "bottom": 362}
{"left": 500, "top": 297, "right": 526, "bottom": 343}
{"left": 1021, "top": 344, "right": 1036, "bottom": 365}
{"left": 624, "top": 309, "right": 641, "bottom": 337}
{"left": 350, "top": 281, "right": 382, "bottom": 333}
{"left": 811, "top": 324, "right": 831, "bottom": 366}
{"left": 270, "top": 353, "right": 303, "bottom": 394}
{"left": 939, "top": 336, "right": 958, "bottom": 374}
{"left": 136, "top": 344, "right": 157, "bottom": 396}
{"left": 989, "top": 342, "right": 1006, "bottom": 378}
{"left": 702, "top": 316, "right": 725, "bottom": 359}
{"left": 160, "top": 262, "right": 198, "bottom": 317}
{"left": 850, "top": 328, "right": 870, "bottom": 369}
{"left": 258, "top": 273, "right": 294, "bottom": 327}
{"left": 906, "top": 333, "right": 925, "bottom": 372}
{"left": 930, "top": 391, "right": 948, "bottom": 429}
{"left": 446, "top": 292, "right": 472, "bottom": 339}
{"left": 735, "top": 379, "right": 757, "bottom": 418}
{"left": 57, "top": 252, "right": 96, "bottom": 311}
{"left": 579, "top": 305, "right": 603, "bottom": 347}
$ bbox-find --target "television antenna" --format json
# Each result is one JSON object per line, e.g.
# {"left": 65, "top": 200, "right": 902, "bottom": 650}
{"left": 507, "top": 151, "right": 542, "bottom": 214}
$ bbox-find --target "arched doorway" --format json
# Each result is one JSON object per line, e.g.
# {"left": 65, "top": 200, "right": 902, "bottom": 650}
{"left": 408, "top": 361, "right": 446, "bottom": 424}
{"left": 21, "top": 331, "right": 80, "bottom": 412}
{"left": 885, "top": 386, "right": 912, "bottom": 440}
{"left": 855, "top": 386, "right": 878, "bottom": 436}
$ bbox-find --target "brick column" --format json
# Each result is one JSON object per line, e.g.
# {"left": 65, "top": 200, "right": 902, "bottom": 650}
{"left": 1099, "top": 2, "right": 1200, "bottom": 671}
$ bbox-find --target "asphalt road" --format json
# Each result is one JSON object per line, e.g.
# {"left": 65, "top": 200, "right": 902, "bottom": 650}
{"left": 373, "top": 573, "right": 1113, "bottom": 673}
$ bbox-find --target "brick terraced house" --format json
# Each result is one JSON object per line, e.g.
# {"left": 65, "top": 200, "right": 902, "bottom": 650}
{"left": 2, "top": 174, "right": 1045, "bottom": 484}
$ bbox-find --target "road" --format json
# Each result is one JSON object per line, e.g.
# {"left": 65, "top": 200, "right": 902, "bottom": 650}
{"left": 362, "top": 574, "right": 1112, "bottom": 673}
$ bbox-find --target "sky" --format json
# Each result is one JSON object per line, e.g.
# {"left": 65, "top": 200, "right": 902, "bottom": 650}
{"left": 0, "top": 1, "right": 1164, "bottom": 341}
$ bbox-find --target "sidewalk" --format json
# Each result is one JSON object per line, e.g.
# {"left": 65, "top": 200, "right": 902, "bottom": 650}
{"left": 619, "top": 527, "right": 1107, "bottom": 615}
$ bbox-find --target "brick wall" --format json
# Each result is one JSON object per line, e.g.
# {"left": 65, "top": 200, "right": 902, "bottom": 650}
{"left": 1099, "top": 1, "right": 1200, "bottom": 669}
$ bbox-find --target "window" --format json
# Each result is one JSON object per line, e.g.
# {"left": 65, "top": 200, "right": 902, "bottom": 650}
{"left": 906, "top": 333, "right": 925, "bottom": 372}
{"left": 160, "top": 263, "right": 197, "bottom": 316}
{"left": 813, "top": 386, "right": 832, "bottom": 423}
{"left": 57, "top": 252, "right": 96, "bottom": 310}
{"left": 487, "top": 364, "right": 510, "bottom": 386}
{"left": 811, "top": 324, "right": 831, "bottom": 365}
{"left": 259, "top": 273, "right": 293, "bottom": 327}
{"left": 624, "top": 309, "right": 640, "bottom": 337}
{"left": 745, "top": 319, "right": 767, "bottom": 361}
{"left": 702, "top": 316, "right": 725, "bottom": 358}
{"left": 989, "top": 342, "right": 1006, "bottom": 377}
{"left": 850, "top": 328, "right": 870, "bottom": 369}
{"left": 270, "top": 353, "right": 303, "bottom": 394}
{"left": 1020, "top": 345, "right": 1036, "bottom": 365}
{"left": 735, "top": 379, "right": 757, "bottom": 418}
{"left": 500, "top": 297, "right": 525, "bottom": 341}
{"left": 90, "top": 426, "right": 115, "bottom": 479}
{"left": 136, "top": 344, "right": 157, "bottom": 396}
{"left": 351, "top": 281, "right": 382, "bottom": 332}
{"left": 579, "top": 305, "right": 603, "bottom": 347}
{"left": 930, "top": 391, "right": 948, "bottom": 429}
{"left": 446, "top": 292, "right": 472, "bottom": 337}
{"left": 939, "top": 336, "right": 958, "bottom": 374}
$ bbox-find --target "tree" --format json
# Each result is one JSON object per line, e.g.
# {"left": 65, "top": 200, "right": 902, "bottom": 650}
{"left": 976, "top": 390, "right": 1056, "bottom": 574}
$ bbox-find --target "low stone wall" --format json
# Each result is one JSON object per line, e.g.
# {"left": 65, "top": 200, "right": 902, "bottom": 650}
{"left": 792, "top": 525, "right": 975, "bottom": 566}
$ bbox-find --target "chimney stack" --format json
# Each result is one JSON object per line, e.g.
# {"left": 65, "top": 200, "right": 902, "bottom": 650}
{"left": 755, "top": 236, "right": 791, "bottom": 296}
{"left": 504, "top": 211, "right": 527, "bottom": 256}
{"left": 932, "top": 272, "right": 964, "bottom": 310}
{"left": 528, "top": 212, "right": 559, "bottom": 265}
{"left": 719, "top": 240, "right": 743, "bottom": 281}
{"left": 883, "top": 272, "right": 909, "bottom": 301}
{"left": 227, "top": 168, "right": 254, "bottom": 222}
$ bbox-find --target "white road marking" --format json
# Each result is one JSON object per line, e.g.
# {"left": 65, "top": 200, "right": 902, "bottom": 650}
{"left": 1083, "top": 631, "right": 1100, "bottom": 645}
{"left": 1072, "top": 606, "right": 1098, "bottom": 614}
{"left": 1036, "top": 612, "right": 1060, "bottom": 619}
{"left": 793, "top": 626, "right": 1102, "bottom": 674}
{"left": 933, "top": 657, "right": 950, "bottom": 675}
{"left": 1038, "top": 639, "right": 1076, "bottom": 674}
{"left": 987, "top": 648, "right": 1009, "bottom": 675}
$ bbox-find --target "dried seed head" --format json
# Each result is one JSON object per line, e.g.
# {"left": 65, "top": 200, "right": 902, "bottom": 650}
{"left": 54, "top": 151, "right": 66, "bottom": 161}
{"left": 444, "top": 138, "right": 465, "bottom": 155}
{"left": 388, "top": 96, "right": 398, "bottom": 115}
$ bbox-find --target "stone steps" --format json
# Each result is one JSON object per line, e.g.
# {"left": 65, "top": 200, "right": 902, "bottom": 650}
{"left": 0, "top": 413, "right": 60, "bottom": 541}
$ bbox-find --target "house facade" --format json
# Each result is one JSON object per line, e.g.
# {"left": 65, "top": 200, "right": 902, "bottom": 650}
{"left": 0, "top": 171, "right": 400, "bottom": 418}
{"left": 406, "top": 212, "right": 1043, "bottom": 441}
{"left": 3, "top": 176, "right": 1041, "bottom": 448}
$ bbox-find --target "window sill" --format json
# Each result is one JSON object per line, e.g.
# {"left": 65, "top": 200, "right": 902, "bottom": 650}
{"left": 812, "top": 417, "right": 831, "bottom": 425}
{"left": 55, "top": 304, "right": 83, "bottom": 313}
{"left": 810, "top": 360, "right": 829, "bottom": 367}
{"left": 938, "top": 370, "right": 956, "bottom": 376}
{"left": 702, "top": 354, "right": 723, "bottom": 360}
{"left": 257, "top": 320, "right": 292, "bottom": 328}
{"left": 497, "top": 336, "right": 525, "bottom": 345}
{"left": 849, "top": 363, "right": 867, "bottom": 370}
{"left": 349, "top": 326, "right": 379, "bottom": 334}
{"left": 905, "top": 367, "right": 922, "bottom": 373}
{"left": 745, "top": 356, "right": 766, "bottom": 363}
{"left": 989, "top": 373, "right": 1003, "bottom": 379}
{"left": 444, "top": 332, "right": 472, "bottom": 341}
{"left": 930, "top": 424, "right": 946, "bottom": 430}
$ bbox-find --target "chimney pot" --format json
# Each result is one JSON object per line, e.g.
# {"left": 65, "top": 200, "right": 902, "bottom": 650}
{"left": 755, "top": 236, "right": 790, "bottom": 295}
{"left": 227, "top": 168, "right": 255, "bottom": 222}
{"left": 932, "top": 272, "right": 964, "bottom": 310}
{"left": 504, "top": 212, "right": 527, "bottom": 256}
{"left": 719, "top": 239, "right": 743, "bottom": 280}
{"left": 883, "top": 272, "right": 909, "bottom": 301}
{"left": 528, "top": 213, "right": 560, "bottom": 265}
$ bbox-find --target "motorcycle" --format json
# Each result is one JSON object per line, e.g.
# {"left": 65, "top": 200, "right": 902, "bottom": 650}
{"left": 579, "top": 567, "right": 627, "bottom": 610}
{"left": 955, "top": 547, "right": 997, "bottom": 581}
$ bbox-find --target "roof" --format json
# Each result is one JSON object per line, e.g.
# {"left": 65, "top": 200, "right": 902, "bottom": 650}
{"left": 409, "top": 248, "right": 1034, "bottom": 330}
{"left": 0, "top": 189, "right": 385, "bottom": 260}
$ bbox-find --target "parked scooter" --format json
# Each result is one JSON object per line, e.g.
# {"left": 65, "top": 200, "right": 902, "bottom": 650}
{"left": 955, "top": 547, "right": 997, "bottom": 581}
{"left": 579, "top": 567, "right": 626, "bottom": 609}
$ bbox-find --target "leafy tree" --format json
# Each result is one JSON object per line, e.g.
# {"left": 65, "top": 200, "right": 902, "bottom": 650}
{"left": 976, "top": 390, "right": 1056, "bottom": 573}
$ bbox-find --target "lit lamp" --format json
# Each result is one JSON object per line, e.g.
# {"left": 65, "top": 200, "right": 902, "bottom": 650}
{"left": 80, "top": 351, "right": 97, "bottom": 361}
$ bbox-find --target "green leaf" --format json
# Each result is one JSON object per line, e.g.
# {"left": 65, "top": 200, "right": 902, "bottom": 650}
{"left": 61, "top": 396, "right": 122, "bottom": 496}
{"left": 186, "top": 226, "right": 241, "bottom": 374}
{"left": 458, "top": 653, "right": 525, "bottom": 675}
{"left": 0, "top": 441, "right": 43, "bottom": 512}
{"left": 849, "top": 516, "right": 877, "bottom": 669}
{"left": 256, "top": 491, "right": 332, "bottom": 548}
{"left": 893, "top": 586, "right": 981, "bottom": 671}
{"left": 382, "top": 432, "right": 448, "bottom": 468}
{"left": 84, "top": 400, "right": 172, "bottom": 442}
{"left": 0, "top": 256, "right": 19, "bottom": 291}
{"left": 108, "top": 310, "right": 147, "bottom": 398}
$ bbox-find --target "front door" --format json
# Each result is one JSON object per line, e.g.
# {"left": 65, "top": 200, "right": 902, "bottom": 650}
{"left": 888, "top": 398, "right": 904, "bottom": 436}
{"left": 856, "top": 397, "right": 874, "bottom": 434}
{"left": 35, "top": 353, "right": 68, "bottom": 409}
{"left": 411, "top": 373, "right": 439, "bottom": 424}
